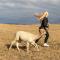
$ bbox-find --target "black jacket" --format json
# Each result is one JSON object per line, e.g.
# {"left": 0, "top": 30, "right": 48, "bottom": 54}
{"left": 40, "top": 17, "right": 49, "bottom": 29}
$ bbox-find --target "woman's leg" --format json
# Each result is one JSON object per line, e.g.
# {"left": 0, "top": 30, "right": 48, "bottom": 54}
{"left": 44, "top": 30, "right": 49, "bottom": 43}
{"left": 39, "top": 27, "right": 46, "bottom": 36}
{"left": 44, "top": 28, "right": 49, "bottom": 46}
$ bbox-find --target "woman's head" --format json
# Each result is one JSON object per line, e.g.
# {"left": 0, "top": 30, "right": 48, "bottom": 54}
{"left": 39, "top": 11, "right": 48, "bottom": 20}
{"left": 44, "top": 11, "right": 48, "bottom": 17}
{"left": 34, "top": 11, "right": 48, "bottom": 20}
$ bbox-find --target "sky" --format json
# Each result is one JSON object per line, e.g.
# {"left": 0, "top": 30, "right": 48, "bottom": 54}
{"left": 0, "top": 0, "right": 60, "bottom": 24}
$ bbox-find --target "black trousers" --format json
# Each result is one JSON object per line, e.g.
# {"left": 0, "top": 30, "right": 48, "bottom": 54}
{"left": 39, "top": 27, "right": 49, "bottom": 43}
{"left": 44, "top": 28, "right": 49, "bottom": 43}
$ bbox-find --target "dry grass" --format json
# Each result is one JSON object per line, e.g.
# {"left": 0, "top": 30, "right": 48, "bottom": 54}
{"left": 0, "top": 24, "right": 60, "bottom": 60}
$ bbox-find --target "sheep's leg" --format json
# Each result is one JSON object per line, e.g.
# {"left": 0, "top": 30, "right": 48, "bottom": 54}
{"left": 9, "top": 40, "right": 16, "bottom": 50}
{"left": 26, "top": 42, "right": 29, "bottom": 53}
{"left": 9, "top": 34, "right": 19, "bottom": 50}
{"left": 31, "top": 42, "right": 39, "bottom": 51}
{"left": 14, "top": 34, "right": 20, "bottom": 52}
{"left": 16, "top": 42, "right": 20, "bottom": 52}
{"left": 34, "top": 43, "right": 39, "bottom": 51}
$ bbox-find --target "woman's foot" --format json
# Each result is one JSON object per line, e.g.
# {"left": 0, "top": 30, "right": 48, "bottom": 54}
{"left": 44, "top": 43, "right": 49, "bottom": 47}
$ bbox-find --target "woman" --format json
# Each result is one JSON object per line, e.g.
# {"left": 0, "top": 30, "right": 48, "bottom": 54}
{"left": 39, "top": 11, "right": 49, "bottom": 47}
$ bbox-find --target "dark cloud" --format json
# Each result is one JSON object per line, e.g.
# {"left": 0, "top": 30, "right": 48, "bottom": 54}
{"left": 0, "top": 0, "right": 60, "bottom": 23}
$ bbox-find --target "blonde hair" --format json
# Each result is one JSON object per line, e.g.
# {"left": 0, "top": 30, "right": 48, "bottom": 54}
{"left": 44, "top": 11, "right": 48, "bottom": 17}
{"left": 34, "top": 11, "right": 48, "bottom": 20}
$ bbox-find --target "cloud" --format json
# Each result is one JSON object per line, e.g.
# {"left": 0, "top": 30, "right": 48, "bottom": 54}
{"left": 41, "top": 0, "right": 60, "bottom": 4}
{"left": 0, "top": 0, "right": 40, "bottom": 9}
{"left": 0, "top": 0, "right": 60, "bottom": 9}
{"left": 0, "top": 0, "right": 60, "bottom": 20}
{"left": 0, "top": 0, "right": 40, "bottom": 18}
{"left": 5, "top": 2, "right": 15, "bottom": 7}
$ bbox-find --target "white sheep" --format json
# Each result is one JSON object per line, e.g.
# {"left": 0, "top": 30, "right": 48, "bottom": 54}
{"left": 9, "top": 31, "right": 45, "bottom": 53}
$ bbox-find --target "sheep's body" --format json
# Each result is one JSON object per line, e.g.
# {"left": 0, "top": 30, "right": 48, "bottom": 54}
{"left": 16, "top": 31, "right": 39, "bottom": 42}
{"left": 9, "top": 31, "right": 44, "bottom": 53}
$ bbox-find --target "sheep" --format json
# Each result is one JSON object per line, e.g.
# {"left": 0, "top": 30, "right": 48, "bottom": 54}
{"left": 9, "top": 31, "right": 46, "bottom": 53}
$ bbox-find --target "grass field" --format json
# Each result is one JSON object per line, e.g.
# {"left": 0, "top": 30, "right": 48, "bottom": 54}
{"left": 0, "top": 24, "right": 60, "bottom": 60}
